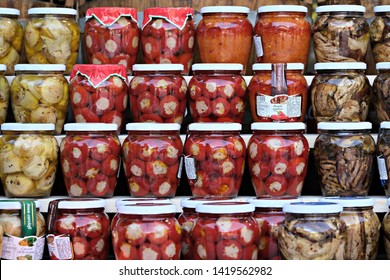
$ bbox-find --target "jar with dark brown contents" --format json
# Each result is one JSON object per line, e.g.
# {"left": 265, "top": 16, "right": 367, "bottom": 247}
{"left": 376, "top": 121, "right": 390, "bottom": 197}
{"left": 373, "top": 63, "right": 390, "bottom": 122}
{"left": 370, "top": 6, "right": 390, "bottom": 63}
{"left": 383, "top": 198, "right": 390, "bottom": 259}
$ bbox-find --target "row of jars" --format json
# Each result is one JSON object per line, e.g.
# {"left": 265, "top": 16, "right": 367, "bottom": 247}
{"left": 1, "top": 197, "right": 389, "bottom": 260}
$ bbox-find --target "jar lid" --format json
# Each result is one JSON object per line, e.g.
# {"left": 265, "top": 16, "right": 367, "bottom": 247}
{"left": 247, "top": 197, "right": 302, "bottom": 208}
{"left": 64, "top": 123, "right": 118, "bottom": 132}
{"left": 132, "top": 64, "right": 184, "bottom": 72}
{"left": 376, "top": 62, "right": 390, "bottom": 70}
{"left": 115, "top": 198, "right": 172, "bottom": 208}
{"left": 117, "top": 203, "right": 177, "bottom": 214}
{"left": 252, "top": 63, "right": 304, "bottom": 71}
{"left": 126, "top": 123, "right": 181, "bottom": 131}
{"left": 283, "top": 202, "right": 343, "bottom": 214}
{"left": 188, "top": 122, "right": 242, "bottom": 132}
{"left": 0, "top": 200, "right": 41, "bottom": 210}
{"left": 388, "top": 198, "right": 390, "bottom": 206}
{"left": 317, "top": 122, "right": 372, "bottom": 131}
{"left": 28, "top": 7, "right": 78, "bottom": 16}
{"left": 200, "top": 6, "right": 250, "bottom": 14}
{"left": 57, "top": 198, "right": 106, "bottom": 209}
{"left": 14, "top": 64, "right": 66, "bottom": 72}
{"left": 251, "top": 122, "right": 306, "bottom": 131}
{"left": 0, "top": 8, "right": 20, "bottom": 16}
{"left": 1, "top": 123, "right": 55, "bottom": 132}
{"left": 319, "top": 197, "right": 374, "bottom": 208}
{"left": 380, "top": 121, "right": 390, "bottom": 129}
{"left": 258, "top": 5, "right": 308, "bottom": 14}
{"left": 181, "top": 197, "right": 236, "bottom": 209}
{"left": 314, "top": 62, "right": 366, "bottom": 71}
{"left": 192, "top": 63, "right": 244, "bottom": 71}
{"left": 374, "top": 5, "right": 390, "bottom": 13}
{"left": 196, "top": 202, "right": 255, "bottom": 214}
{"left": 0, "top": 64, "right": 7, "bottom": 71}
{"left": 316, "top": 5, "right": 366, "bottom": 13}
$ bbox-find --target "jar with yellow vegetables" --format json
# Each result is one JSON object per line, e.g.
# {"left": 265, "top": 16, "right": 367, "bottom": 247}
{"left": 0, "top": 64, "right": 9, "bottom": 124}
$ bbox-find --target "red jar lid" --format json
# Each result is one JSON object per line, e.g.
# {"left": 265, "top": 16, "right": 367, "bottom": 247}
{"left": 70, "top": 64, "right": 127, "bottom": 88}
{"left": 86, "top": 7, "right": 138, "bottom": 25}
{"left": 142, "top": 7, "right": 194, "bottom": 30}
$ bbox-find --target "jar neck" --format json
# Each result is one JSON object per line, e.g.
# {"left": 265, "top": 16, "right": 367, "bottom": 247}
{"left": 0, "top": 14, "right": 18, "bottom": 19}
{"left": 198, "top": 212, "right": 252, "bottom": 219}
{"left": 287, "top": 213, "right": 340, "bottom": 219}
{"left": 319, "top": 129, "right": 371, "bottom": 135}
{"left": 193, "top": 70, "right": 242, "bottom": 76}
{"left": 119, "top": 213, "right": 175, "bottom": 219}
{"left": 259, "top": 12, "right": 306, "bottom": 18}
{"left": 254, "top": 207, "right": 283, "bottom": 213}
{"left": 133, "top": 70, "right": 182, "bottom": 76}
{"left": 189, "top": 131, "right": 241, "bottom": 136}
{"left": 203, "top": 12, "right": 248, "bottom": 19}
{"left": 253, "top": 130, "right": 305, "bottom": 136}
{"left": 316, "top": 70, "right": 365, "bottom": 75}
{"left": 343, "top": 206, "right": 373, "bottom": 212}
{"left": 128, "top": 130, "right": 180, "bottom": 137}
{"left": 16, "top": 71, "right": 65, "bottom": 76}
{"left": 320, "top": 11, "right": 365, "bottom": 17}
{"left": 29, "top": 14, "right": 75, "bottom": 20}
{"left": 2, "top": 131, "right": 54, "bottom": 136}
{"left": 66, "top": 131, "right": 118, "bottom": 137}
{"left": 59, "top": 207, "right": 105, "bottom": 214}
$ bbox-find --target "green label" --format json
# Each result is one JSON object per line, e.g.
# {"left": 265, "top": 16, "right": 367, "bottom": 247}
{"left": 20, "top": 200, "right": 37, "bottom": 237}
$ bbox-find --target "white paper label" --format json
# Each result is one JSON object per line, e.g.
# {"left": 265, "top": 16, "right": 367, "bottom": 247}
{"left": 256, "top": 94, "right": 302, "bottom": 120}
{"left": 1, "top": 234, "right": 45, "bottom": 260}
{"left": 377, "top": 156, "right": 388, "bottom": 181}
{"left": 46, "top": 234, "right": 73, "bottom": 260}
{"left": 254, "top": 35, "right": 263, "bottom": 57}
{"left": 177, "top": 156, "right": 184, "bottom": 179}
{"left": 184, "top": 156, "right": 197, "bottom": 180}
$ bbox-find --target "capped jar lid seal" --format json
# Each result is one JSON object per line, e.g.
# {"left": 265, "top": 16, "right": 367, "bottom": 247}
{"left": 388, "top": 198, "right": 390, "bottom": 206}
{"left": 247, "top": 197, "right": 302, "bottom": 208}
{"left": 0, "top": 200, "right": 41, "bottom": 209}
{"left": 0, "top": 64, "right": 7, "bottom": 71}
{"left": 258, "top": 5, "right": 308, "bottom": 14}
{"left": 115, "top": 198, "right": 172, "bottom": 208}
{"left": 181, "top": 197, "right": 236, "bottom": 209}
{"left": 316, "top": 5, "right": 366, "bottom": 13}
{"left": 0, "top": 8, "right": 20, "bottom": 16}
{"left": 14, "top": 64, "right": 66, "bottom": 72}
{"left": 192, "top": 63, "right": 244, "bottom": 71}
{"left": 132, "top": 64, "right": 184, "bottom": 72}
{"left": 374, "top": 5, "right": 390, "bottom": 13}
{"left": 251, "top": 122, "right": 306, "bottom": 131}
{"left": 196, "top": 202, "right": 255, "bottom": 214}
{"left": 283, "top": 202, "right": 343, "bottom": 214}
{"left": 126, "top": 123, "right": 181, "bottom": 131}
{"left": 380, "top": 121, "right": 390, "bottom": 129}
{"left": 252, "top": 63, "right": 304, "bottom": 71}
{"left": 314, "top": 62, "right": 366, "bottom": 71}
{"left": 188, "top": 122, "right": 242, "bottom": 131}
{"left": 117, "top": 203, "right": 177, "bottom": 214}
{"left": 28, "top": 7, "right": 78, "bottom": 16}
{"left": 376, "top": 62, "right": 390, "bottom": 70}
{"left": 64, "top": 123, "right": 118, "bottom": 132}
{"left": 58, "top": 198, "right": 106, "bottom": 209}
{"left": 319, "top": 197, "right": 374, "bottom": 208}
{"left": 1, "top": 123, "right": 55, "bottom": 132}
{"left": 200, "top": 6, "right": 250, "bottom": 14}
{"left": 317, "top": 122, "right": 372, "bottom": 131}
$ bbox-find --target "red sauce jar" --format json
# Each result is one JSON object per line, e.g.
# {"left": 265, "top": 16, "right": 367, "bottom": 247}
{"left": 47, "top": 198, "right": 110, "bottom": 260}
{"left": 184, "top": 123, "right": 246, "bottom": 198}
{"left": 248, "top": 63, "right": 308, "bottom": 122}
{"left": 69, "top": 64, "right": 129, "bottom": 131}
{"left": 191, "top": 202, "right": 259, "bottom": 260}
{"left": 141, "top": 7, "right": 195, "bottom": 75}
{"left": 129, "top": 64, "right": 187, "bottom": 124}
{"left": 188, "top": 63, "right": 247, "bottom": 123}
{"left": 84, "top": 7, "right": 140, "bottom": 73}
{"left": 60, "top": 123, "right": 121, "bottom": 198}
{"left": 111, "top": 203, "right": 181, "bottom": 260}
{"left": 247, "top": 122, "right": 309, "bottom": 198}
{"left": 122, "top": 123, "right": 182, "bottom": 197}
{"left": 196, "top": 6, "right": 253, "bottom": 73}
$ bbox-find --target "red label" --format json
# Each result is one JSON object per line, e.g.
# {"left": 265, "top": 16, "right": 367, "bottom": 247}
{"left": 86, "top": 7, "right": 138, "bottom": 26}
{"left": 142, "top": 7, "right": 194, "bottom": 30}
{"left": 70, "top": 64, "right": 128, "bottom": 88}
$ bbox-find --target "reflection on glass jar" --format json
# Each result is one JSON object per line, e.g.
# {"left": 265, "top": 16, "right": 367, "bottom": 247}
{"left": 370, "top": 6, "right": 390, "bottom": 63}
{"left": 383, "top": 198, "right": 390, "bottom": 260}
{"left": 376, "top": 121, "right": 390, "bottom": 197}
{"left": 0, "top": 64, "right": 9, "bottom": 124}
{"left": 373, "top": 63, "right": 390, "bottom": 122}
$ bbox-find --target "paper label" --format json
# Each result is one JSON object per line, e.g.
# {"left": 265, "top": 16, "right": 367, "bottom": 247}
{"left": 377, "top": 156, "right": 388, "bottom": 181}
{"left": 254, "top": 35, "right": 263, "bottom": 57}
{"left": 1, "top": 234, "right": 45, "bottom": 260}
{"left": 177, "top": 156, "right": 184, "bottom": 179}
{"left": 184, "top": 156, "right": 197, "bottom": 180}
{"left": 46, "top": 234, "right": 73, "bottom": 260}
{"left": 256, "top": 94, "right": 302, "bottom": 120}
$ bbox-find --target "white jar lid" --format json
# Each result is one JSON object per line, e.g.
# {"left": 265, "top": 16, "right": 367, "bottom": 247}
{"left": 380, "top": 121, "right": 390, "bottom": 129}
{"left": 196, "top": 202, "right": 255, "bottom": 214}
{"left": 317, "top": 122, "right": 372, "bottom": 131}
{"left": 126, "top": 123, "right": 181, "bottom": 131}
{"left": 314, "top": 62, "right": 366, "bottom": 71}
{"left": 0, "top": 8, "right": 20, "bottom": 16}
{"left": 1, "top": 123, "right": 55, "bottom": 132}
{"left": 192, "top": 63, "right": 243, "bottom": 71}
{"left": 64, "top": 123, "right": 118, "bottom": 132}
{"left": 115, "top": 198, "right": 172, "bottom": 208}
{"left": 319, "top": 197, "right": 374, "bottom": 208}
{"left": 58, "top": 198, "right": 106, "bottom": 209}
{"left": 247, "top": 197, "right": 302, "bottom": 208}
{"left": 188, "top": 122, "right": 242, "bottom": 132}
{"left": 0, "top": 64, "right": 7, "bottom": 71}
{"left": 117, "top": 203, "right": 177, "bottom": 214}
{"left": 28, "top": 7, "right": 78, "bottom": 16}
{"left": 258, "top": 5, "right": 307, "bottom": 14}
{"left": 252, "top": 63, "right": 304, "bottom": 71}
{"left": 14, "top": 64, "right": 66, "bottom": 72}
{"left": 132, "top": 64, "right": 184, "bottom": 72}
{"left": 181, "top": 197, "right": 236, "bottom": 209}
{"left": 376, "top": 62, "right": 390, "bottom": 70}
{"left": 373, "top": 5, "right": 390, "bottom": 13}
{"left": 251, "top": 122, "right": 306, "bottom": 131}
{"left": 388, "top": 198, "right": 390, "bottom": 206}
{"left": 316, "top": 5, "right": 366, "bottom": 13}
{"left": 0, "top": 200, "right": 41, "bottom": 210}
{"left": 283, "top": 202, "right": 343, "bottom": 214}
{"left": 200, "top": 6, "right": 250, "bottom": 14}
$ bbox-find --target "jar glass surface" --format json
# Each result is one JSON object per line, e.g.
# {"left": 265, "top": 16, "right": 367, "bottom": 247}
{"left": 383, "top": 203, "right": 390, "bottom": 259}
{"left": 0, "top": 70, "right": 10, "bottom": 124}
{"left": 370, "top": 10, "right": 390, "bottom": 63}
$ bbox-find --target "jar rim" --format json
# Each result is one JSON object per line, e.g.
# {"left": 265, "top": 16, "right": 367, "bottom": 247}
{"left": 0, "top": 200, "right": 41, "bottom": 210}
{"left": 0, "top": 64, "right": 6, "bottom": 71}
{"left": 0, "top": 8, "right": 20, "bottom": 16}
{"left": 283, "top": 202, "right": 343, "bottom": 214}
{"left": 132, "top": 64, "right": 184, "bottom": 72}
{"left": 1, "top": 123, "right": 55, "bottom": 132}
{"left": 64, "top": 123, "right": 118, "bottom": 132}
{"left": 117, "top": 203, "right": 178, "bottom": 214}
{"left": 376, "top": 62, "right": 390, "bottom": 70}
{"left": 196, "top": 202, "right": 255, "bottom": 214}
{"left": 14, "top": 64, "right": 66, "bottom": 72}
{"left": 126, "top": 123, "right": 181, "bottom": 132}
{"left": 181, "top": 197, "right": 236, "bottom": 209}
{"left": 58, "top": 198, "right": 106, "bottom": 209}
{"left": 258, "top": 5, "right": 307, "bottom": 14}
{"left": 252, "top": 63, "right": 304, "bottom": 71}
{"left": 28, "top": 7, "right": 78, "bottom": 16}
{"left": 251, "top": 122, "right": 306, "bottom": 131}
{"left": 247, "top": 197, "right": 302, "bottom": 208}
{"left": 314, "top": 62, "right": 366, "bottom": 71}
{"left": 200, "top": 6, "right": 250, "bottom": 14}
{"left": 380, "top": 121, "right": 390, "bottom": 129}
{"left": 316, "top": 5, "right": 366, "bottom": 13}
{"left": 115, "top": 198, "right": 172, "bottom": 209}
{"left": 188, "top": 122, "right": 242, "bottom": 132}
{"left": 317, "top": 121, "right": 372, "bottom": 131}
{"left": 192, "top": 63, "right": 243, "bottom": 71}
{"left": 373, "top": 5, "right": 390, "bottom": 13}
{"left": 319, "top": 197, "right": 375, "bottom": 208}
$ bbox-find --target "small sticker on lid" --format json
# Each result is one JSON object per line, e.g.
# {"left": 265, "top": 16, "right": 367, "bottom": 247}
{"left": 254, "top": 35, "right": 263, "bottom": 57}
{"left": 377, "top": 156, "right": 388, "bottom": 183}
{"left": 184, "top": 156, "right": 197, "bottom": 180}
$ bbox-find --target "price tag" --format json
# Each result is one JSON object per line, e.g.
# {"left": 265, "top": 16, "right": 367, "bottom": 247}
{"left": 184, "top": 156, "right": 197, "bottom": 180}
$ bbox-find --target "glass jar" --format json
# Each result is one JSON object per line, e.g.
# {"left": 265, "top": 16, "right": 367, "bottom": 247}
{"left": 279, "top": 202, "right": 346, "bottom": 260}
{"left": 383, "top": 198, "right": 390, "bottom": 259}
{"left": 254, "top": 5, "right": 311, "bottom": 66}
{"left": 314, "top": 122, "right": 376, "bottom": 196}
{"left": 11, "top": 64, "right": 69, "bottom": 134}
{"left": 24, "top": 8, "right": 80, "bottom": 74}
{"left": 69, "top": 64, "right": 128, "bottom": 131}
{"left": 373, "top": 63, "right": 390, "bottom": 122}
{"left": 248, "top": 197, "right": 301, "bottom": 260}
{"left": 84, "top": 7, "right": 139, "bottom": 73}
{"left": 248, "top": 63, "right": 307, "bottom": 122}
{"left": 0, "top": 8, "right": 23, "bottom": 74}
{"left": 0, "top": 64, "right": 9, "bottom": 124}
{"left": 122, "top": 123, "right": 182, "bottom": 197}
{"left": 47, "top": 198, "right": 110, "bottom": 260}
{"left": 111, "top": 203, "right": 181, "bottom": 260}
{"left": 184, "top": 123, "right": 246, "bottom": 197}
{"left": 248, "top": 122, "right": 308, "bottom": 198}
{"left": 313, "top": 5, "right": 369, "bottom": 62}
{"left": 188, "top": 63, "right": 246, "bottom": 123}
{"left": 60, "top": 123, "right": 121, "bottom": 198}
{"left": 310, "top": 62, "right": 371, "bottom": 122}
{"left": 196, "top": 6, "right": 253, "bottom": 73}
{"left": 0, "top": 200, "right": 46, "bottom": 260}
{"left": 191, "top": 202, "right": 259, "bottom": 260}
{"left": 319, "top": 197, "right": 381, "bottom": 260}
{"left": 141, "top": 7, "right": 195, "bottom": 75}
{"left": 0, "top": 123, "right": 58, "bottom": 198}
{"left": 370, "top": 6, "right": 390, "bottom": 63}
{"left": 376, "top": 121, "right": 390, "bottom": 197}
{"left": 129, "top": 64, "right": 186, "bottom": 124}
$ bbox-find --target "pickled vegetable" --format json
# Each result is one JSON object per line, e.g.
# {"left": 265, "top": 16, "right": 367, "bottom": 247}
{"left": 0, "top": 71, "right": 9, "bottom": 124}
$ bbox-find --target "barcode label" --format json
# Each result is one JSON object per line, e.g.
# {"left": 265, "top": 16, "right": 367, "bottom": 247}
{"left": 254, "top": 35, "right": 263, "bottom": 57}
{"left": 377, "top": 156, "right": 388, "bottom": 181}
{"left": 184, "top": 156, "right": 197, "bottom": 180}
